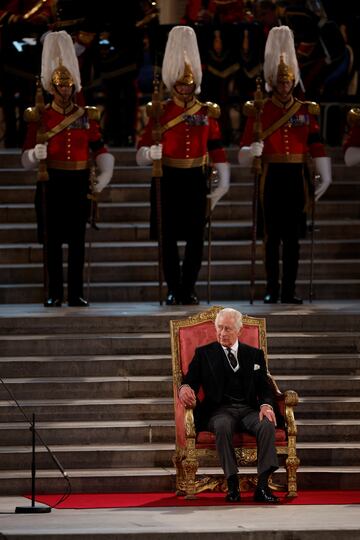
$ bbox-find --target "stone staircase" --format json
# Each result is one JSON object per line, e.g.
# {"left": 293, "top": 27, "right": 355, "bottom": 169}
{"left": 0, "top": 305, "right": 359, "bottom": 495}
{"left": 0, "top": 146, "right": 359, "bottom": 303}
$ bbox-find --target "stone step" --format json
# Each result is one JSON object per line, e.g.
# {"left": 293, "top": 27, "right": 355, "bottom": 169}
{"left": 0, "top": 418, "right": 359, "bottom": 447}
{"left": 0, "top": 354, "right": 173, "bottom": 376}
{"left": 0, "top": 279, "right": 359, "bottom": 303}
{"left": 0, "top": 309, "right": 359, "bottom": 335}
{"left": 0, "top": 217, "right": 358, "bottom": 246}
{"left": 1, "top": 352, "right": 358, "bottom": 377}
{"left": 0, "top": 398, "right": 174, "bottom": 422}
{"left": 0, "top": 420, "right": 174, "bottom": 446}
{"left": 1, "top": 202, "right": 359, "bottom": 226}
{"left": 1, "top": 258, "right": 359, "bottom": 284}
{"left": 0, "top": 331, "right": 359, "bottom": 356}
{"left": 0, "top": 238, "right": 358, "bottom": 263}
{"left": 0, "top": 375, "right": 174, "bottom": 399}
{"left": 1, "top": 464, "right": 360, "bottom": 495}
{"left": 1, "top": 395, "right": 358, "bottom": 422}
{"left": 298, "top": 397, "right": 360, "bottom": 419}
{"left": 1, "top": 441, "right": 360, "bottom": 471}
{"left": 1, "top": 373, "right": 360, "bottom": 399}
{"left": 1, "top": 179, "right": 359, "bottom": 203}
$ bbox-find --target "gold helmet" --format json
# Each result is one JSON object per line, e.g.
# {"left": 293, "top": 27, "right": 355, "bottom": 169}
{"left": 51, "top": 63, "right": 74, "bottom": 88}
{"left": 175, "top": 62, "right": 195, "bottom": 86}
{"left": 276, "top": 54, "right": 295, "bottom": 84}
{"left": 41, "top": 31, "right": 81, "bottom": 93}
{"left": 263, "top": 26, "right": 299, "bottom": 92}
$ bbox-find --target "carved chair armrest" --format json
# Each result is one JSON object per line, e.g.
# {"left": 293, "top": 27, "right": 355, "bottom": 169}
{"left": 284, "top": 390, "right": 299, "bottom": 437}
{"left": 184, "top": 406, "right": 196, "bottom": 439}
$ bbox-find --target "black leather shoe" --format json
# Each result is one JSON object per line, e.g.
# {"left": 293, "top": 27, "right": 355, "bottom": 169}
{"left": 225, "top": 474, "right": 241, "bottom": 502}
{"left": 264, "top": 293, "right": 278, "bottom": 304}
{"left": 225, "top": 490, "right": 241, "bottom": 503}
{"left": 281, "top": 296, "right": 303, "bottom": 305}
{"left": 182, "top": 292, "right": 199, "bottom": 305}
{"left": 166, "top": 293, "right": 180, "bottom": 306}
{"left": 68, "top": 297, "right": 89, "bottom": 307}
{"left": 44, "top": 298, "right": 62, "bottom": 307}
{"left": 254, "top": 486, "right": 280, "bottom": 503}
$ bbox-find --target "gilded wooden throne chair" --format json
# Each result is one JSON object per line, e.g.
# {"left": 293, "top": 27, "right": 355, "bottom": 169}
{"left": 170, "top": 306, "right": 299, "bottom": 499}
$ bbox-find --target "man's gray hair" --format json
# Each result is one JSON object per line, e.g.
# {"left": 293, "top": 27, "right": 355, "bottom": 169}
{"left": 215, "top": 308, "right": 243, "bottom": 331}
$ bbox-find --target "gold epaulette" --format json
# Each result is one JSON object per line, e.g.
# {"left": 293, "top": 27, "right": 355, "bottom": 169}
{"left": 243, "top": 101, "right": 255, "bottom": 117}
{"left": 204, "top": 101, "right": 221, "bottom": 119}
{"left": 347, "top": 108, "right": 360, "bottom": 127}
{"left": 85, "top": 106, "right": 101, "bottom": 121}
{"left": 23, "top": 107, "right": 40, "bottom": 122}
{"left": 304, "top": 101, "right": 320, "bottom": 116}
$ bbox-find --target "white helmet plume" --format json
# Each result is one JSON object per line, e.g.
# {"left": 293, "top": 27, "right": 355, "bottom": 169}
{"left": 41, "top": 30, "right": 81, "bottom": 93}
{"left": 263, "top": 25, "right": 299, "bottom": 92}
{"left": 162, "top": 26, "right": 202, "bottom": 94}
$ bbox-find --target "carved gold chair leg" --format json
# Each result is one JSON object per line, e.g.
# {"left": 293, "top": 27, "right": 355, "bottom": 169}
{"left": 286, "top": 455, "right": 300, "bottom": 497}
{"left": 183, "top": 456, "right": 199, "bottom": 499}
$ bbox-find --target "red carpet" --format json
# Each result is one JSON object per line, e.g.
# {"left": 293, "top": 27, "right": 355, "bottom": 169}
{"left": 26, "top": 490, "right": 360, "bottom": 509}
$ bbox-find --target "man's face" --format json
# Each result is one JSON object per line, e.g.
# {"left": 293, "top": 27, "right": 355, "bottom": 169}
{"left": 274, "top": 80, "right": 294, "bottom": 102}
{"left": 215, "top": 314, "right": 241, "bottom": 347}
{"left": 52, "top": 84, "right": 74, "bottom": 107}
{"left": 173, "top": 82, "right": 196, "bottom": 103}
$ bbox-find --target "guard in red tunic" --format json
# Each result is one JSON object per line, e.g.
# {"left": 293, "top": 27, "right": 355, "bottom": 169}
{"left": 22, "top": 31, "right": 114, "bottom": 307}
{"left": 344, "top": 108, "right": 360, "bottom": 166}
{"left": 136, "top": 26, "right": 230, "bottom": 305}
{"left": 239, "top": 25, "right": 332, "bottom": 304}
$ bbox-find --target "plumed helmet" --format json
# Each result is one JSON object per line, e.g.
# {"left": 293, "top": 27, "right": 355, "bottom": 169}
{"left": 162, "top": 26, "right": 202, "bottom": 94}
{"left": 41, "top": 30, "right": 81, "bottom": 93}
{"left": 263, "top": 25, "right": 299, "bottom": 92}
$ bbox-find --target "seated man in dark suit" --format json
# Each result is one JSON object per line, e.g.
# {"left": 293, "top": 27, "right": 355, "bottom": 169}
{"left": 178, "top": 307, "right": 279, "bottom": 503}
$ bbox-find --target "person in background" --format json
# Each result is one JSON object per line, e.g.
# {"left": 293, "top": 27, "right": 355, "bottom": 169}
{"left": 136, "top": 26, "right": 230, "bottom": 306}
{"left": 179, "top": 307, "right": 280, "bottom": 504}
{"left": 22, "top": 31, "right": 114, "bottom": 307}
{"left": 238, "top": 25, "right": 331, "bottom": 304}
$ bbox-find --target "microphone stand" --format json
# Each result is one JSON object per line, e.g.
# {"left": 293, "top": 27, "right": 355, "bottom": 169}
{"left": 16, "top": 413, "right": 51, "bottom": 514}
{"left": 0, "top": 376, "right": 71, "bottom": 513}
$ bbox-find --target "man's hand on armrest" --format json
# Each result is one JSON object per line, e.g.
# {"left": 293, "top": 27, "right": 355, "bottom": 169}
{"left": 178, "top": 384, "right": 196, "bottom": 408}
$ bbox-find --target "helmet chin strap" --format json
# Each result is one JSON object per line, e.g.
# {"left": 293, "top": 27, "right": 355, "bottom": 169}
{"left": 172, "top": 84, "right": 196, "bottom": 106}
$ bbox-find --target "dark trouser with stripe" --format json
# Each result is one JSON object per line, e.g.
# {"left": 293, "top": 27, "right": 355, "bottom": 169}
{"left": 208, "top": 403, "right": 278, "bottom": 479}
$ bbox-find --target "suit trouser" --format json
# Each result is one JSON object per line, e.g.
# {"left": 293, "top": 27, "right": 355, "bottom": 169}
{"left": 208, "top": 403, "right": 279, "bottom": 479}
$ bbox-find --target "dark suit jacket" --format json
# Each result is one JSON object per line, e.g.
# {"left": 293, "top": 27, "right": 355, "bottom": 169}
{"left": 182, "top": 340, "right": 276, "bottom": 431}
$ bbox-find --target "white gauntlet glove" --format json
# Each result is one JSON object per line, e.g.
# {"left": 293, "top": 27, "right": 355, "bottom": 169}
{"left": 249, "top": 141, "right": 264, "bottom": 157}
{"left": 21, "top": 143, "right": 47, "bottom": 170}
{"left": 207, "top": 162, "right": 230, "bottom": 211}
{"left": 314, "top": 156, "right": 332, "bottom": 201}
{"left": 94, "top": 153, "right": 115, "bottom": 193}
{"left": 344, "top": 146, "right": 360, "bottom": 167}
{"left": 238, "top": 141, "right": 264, "bottom": 167}
{"left": 136, "top": 144, "right": 162, "bottom": 166}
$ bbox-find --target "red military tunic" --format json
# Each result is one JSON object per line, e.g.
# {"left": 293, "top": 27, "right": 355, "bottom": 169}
{"left": 23, "top": 102, "right": 107, "bottom": 167}
{"left": 138, "top": 98, "right": 226, "bottom": 167}
{"left": 240, "top": 96, "right": 326, "bottom": 161}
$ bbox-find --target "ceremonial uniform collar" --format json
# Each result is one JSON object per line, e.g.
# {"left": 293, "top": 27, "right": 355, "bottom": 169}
{"left": 271, "top": 94, "right": 295, "bottom": 110}
{"left": 51, "top": 101, "right": 76, "bottom": 115}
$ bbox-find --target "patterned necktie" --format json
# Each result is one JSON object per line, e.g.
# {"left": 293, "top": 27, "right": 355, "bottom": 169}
{"left": 226, "top": 347, "right": 238, "bottom": 370}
